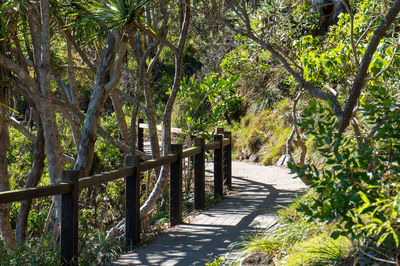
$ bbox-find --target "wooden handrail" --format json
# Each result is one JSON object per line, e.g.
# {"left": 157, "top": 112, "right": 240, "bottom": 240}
{"left": 79, "top": 167, "right": 135, "bottom": 190}
{"left": 0, "top": 141, "right": 228, "bottom": 201}
{"left": 205, "top": 142, "right": 220, "bottom": 151}
{"left": 0, "top": 183, "right": 72, "bottom": 204}
{"left": 138, "top": 123, "right": 183, "bottom": 134}
{"left": 182, "top": 146, "right": 201, "bottom": 158}
{"left": 0, "top": 122, "right": 233, "bottom": 264}
{"left": 139, "top": 154, "right": 178, "bottom": 172}
{"left": 222, "top": 138, "right": 231, "bottom": 147}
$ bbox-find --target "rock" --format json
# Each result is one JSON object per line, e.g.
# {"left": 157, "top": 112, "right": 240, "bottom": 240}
{"left": 276, "top": 155, "right": 286, "bottom": 166}
{"left": 276, "top": 154, "right": 294, "bottom": 166}
{"left": 240, "top": 252, "right": 274, "bottom": 266}
{"left": 249, "top": 154, "right": 259, "bottom": 162}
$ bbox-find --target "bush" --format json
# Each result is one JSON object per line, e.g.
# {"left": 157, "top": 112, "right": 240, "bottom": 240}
{"left": 291, "top": 85, "right": 400, "bottom": 255}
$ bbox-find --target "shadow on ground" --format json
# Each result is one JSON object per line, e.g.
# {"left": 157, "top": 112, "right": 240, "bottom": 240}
{"left": 107, "top": 168, "right": 306, "bottom": 266}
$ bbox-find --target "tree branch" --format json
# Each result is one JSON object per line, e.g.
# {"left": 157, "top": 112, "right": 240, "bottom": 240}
{"left": 340, "top": 0, "right": 359, "bottom": 68}
{"left": 105, "top": 39, "right": 127, "bottom": 91}
{"left": 0, "top": 54, "right": 36, "bottom": 91}
{"left": 340, "top": 0, "right": 400, "bottom": 132}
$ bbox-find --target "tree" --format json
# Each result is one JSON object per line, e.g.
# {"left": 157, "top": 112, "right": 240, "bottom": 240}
{"left": 135, "top": 0, "right": 191, "bottom": 218}
{"left": 207, "top": 0, "right": 400, "bottom": 133}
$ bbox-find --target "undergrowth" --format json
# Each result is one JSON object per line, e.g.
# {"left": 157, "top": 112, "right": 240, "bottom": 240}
{"left": 208, "top": 190, "right": 356, "bottom": 265}
{"left": 234, "top": 99, "right": 292, "bottom": 165}
{"left": 233, "top": 99, "right": 318, "bottom": 166}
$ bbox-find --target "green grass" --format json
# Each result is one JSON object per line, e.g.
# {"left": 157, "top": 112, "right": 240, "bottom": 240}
{"left": 282, "top": 233, "right": 353, "bottom": 265}
{"left": 222, "top": 191, "right": 355, "bottom": 265}
{"left": 233, "top": 99, "right": 292, "bottom": 165}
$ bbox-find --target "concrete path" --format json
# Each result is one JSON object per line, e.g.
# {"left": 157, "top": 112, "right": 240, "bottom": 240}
{"left": 107, "top": 162, "right": 307, "bottom": 266}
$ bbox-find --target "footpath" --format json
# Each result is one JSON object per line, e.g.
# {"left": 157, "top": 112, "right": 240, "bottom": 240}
{"left": 107, "top": 161, "right": 307, "bottom": 265}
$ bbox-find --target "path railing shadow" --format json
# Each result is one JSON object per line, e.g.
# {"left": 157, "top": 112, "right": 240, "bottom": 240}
{"left": 109, "top": 171, "right": 306, "bottom": 266}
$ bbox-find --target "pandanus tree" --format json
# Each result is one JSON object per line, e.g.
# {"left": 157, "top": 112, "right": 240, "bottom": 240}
{"left": 64, "top": 0, "right": 192, "bottom": 222}
{"left": 0, "top": 0, "right": 64, "bottom": 249}
{"left": 0, "top": 0, "right": 191, "bottom": 249}
{"left": 0, "top": 0, "right": 143, "bottom": 249}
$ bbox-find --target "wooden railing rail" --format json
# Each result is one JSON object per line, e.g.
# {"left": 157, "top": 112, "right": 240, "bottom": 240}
{"left": 0, "top": 122, "right": 232, "bottom": 264}
{"left": 0, "top": 183, "right": 72, "bottom": 204}
{"left": 137, "top": 120, "right": 183, "bottom": 134}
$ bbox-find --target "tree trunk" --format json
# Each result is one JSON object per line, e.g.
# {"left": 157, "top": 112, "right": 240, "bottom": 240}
{"left": 0, "top": 76, "right": 17, "bottom": 254}
{"left": 66, "top": 37, "right": 81, "bottom": 150}
{"left": 111, "top": 91, "right": 131, "bottom": 147}
{"left": 74, "top": 33, "right": 127, "bottom": 176}
{"left": 139, "top": 0, "right": 191, "bottom": 218}
{"left": 16, "top": 116, "right": 45, "bottom": 245}
{"left": 143, "top": 74, "right": 161, "bottom": 158}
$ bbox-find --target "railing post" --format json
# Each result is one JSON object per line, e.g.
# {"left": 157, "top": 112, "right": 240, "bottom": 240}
{"left": 170, "top": 144, "right": 183, "bottom": 226}
{"left": 61, "top": 170, "right": 80, "bottom": 265}
{"left": 125, "top": 155, "right": 140, "bottom": 250}
{"left": 137, "top": 118, "right": 144, "bottom": 152}
{"left": 224, "top": 132, "right": 232, "bottom": 190}
{"left": 194, "top": 138, "right": 205, "bottom": 210}
{"left": 214, "top": 134, "right": 224, "bottom": 200}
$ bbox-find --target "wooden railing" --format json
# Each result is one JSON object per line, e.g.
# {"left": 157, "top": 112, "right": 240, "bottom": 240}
{"left": 0, "top": 122, "right": 232, "bottom": 264}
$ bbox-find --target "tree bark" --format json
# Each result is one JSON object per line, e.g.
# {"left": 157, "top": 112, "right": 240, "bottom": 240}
{"left": 143, "top": 72, "right": 161, "bottom": 158}
{"left": 0, "top": 68, "right": 17, "bottom": 255}
{"left": 74, "top": 32, "right": 127, "bottom": 176}
{"left": 66, "top": 37, "right": 81, "bottom": 150}
{"left": 139, "top": 0, "right": 191, "bottom": 218}
{"left": 16, "top": 117, "right": 45, "bottom": 245}
{"left": 111, "top": 91, "right": 131, "bottom": 147}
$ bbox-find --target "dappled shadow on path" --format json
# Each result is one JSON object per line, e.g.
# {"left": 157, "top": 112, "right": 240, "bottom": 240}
{"left": 107, "top": 172, "right": 305, "bottom": 266}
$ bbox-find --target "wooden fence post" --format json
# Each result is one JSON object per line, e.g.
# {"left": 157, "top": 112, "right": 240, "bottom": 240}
{"left": 125, "top": 155, "right": 140, "bottom": 250}
{"left": 194, "top": 138, "right": 205, "bottom": 210}
{"left": 61, "top": 170, "right": 80, "bottom": 265}
{"left": 224, "top": 132, "right": 232, "bottom": 190}
{"left": 214, "top": 134, "right": 224, "bottom": 200}
{"left": 137, "top": 118, "right": 144, "bottom": 152}
{"left": 170, "top": 144, "right": 183, "bottom": 226}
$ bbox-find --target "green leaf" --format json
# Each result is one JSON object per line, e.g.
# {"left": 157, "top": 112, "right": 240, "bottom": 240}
{"left": 0, "top": 103, "right": 18, "bottom": 114}
{"left": 377, "top": 232, "right": 389, "bottom": 246}
{"left": 392, "top": 231, "right": 399, "bottom": 247}
{"left": 371, "top": 218, "right": 383, "bottom": 224}
{"left": 358, "top": 191, "right": 370, "bottom": 205}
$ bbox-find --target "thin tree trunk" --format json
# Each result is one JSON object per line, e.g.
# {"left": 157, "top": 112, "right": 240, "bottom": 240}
{"left": 16, "top": 116, "right": 45, "bottom": 245}
{"left": 66, "top": 37, "right": 81, "bottom": 150}
{"left": 111, "top": 91, "right": 131, "bottom": 147}
{"left": 140, "top": 0, "right": 191, "bottom": 218}
{"left": 0, "top": 77, "right": 17, "bottom": 254}
{"left": 34, "top": 0, "right": 65, "bottom": 219}
{"left": 74, "top": 33, "right": 127, "bottom": 176}
{"left": 143, "top": 74, "right": 161, "bottom": 158}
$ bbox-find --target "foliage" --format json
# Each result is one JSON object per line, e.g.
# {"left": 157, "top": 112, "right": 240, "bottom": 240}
{"left": 223, "top": 191, "right": 353, "bottom": 265}
{"left": 205, "top": 256, "right": 228, "bottom": 266}
{"left": 220, "top": 37, "right": 291, "bottom": 113}
{"left": 291, "top": 84, "right": 400, "bottom": 252}
{"left": 0, "top": 234, "right": 60, "bottom": 265}
{"left": 283, "top": 233, "right": 353, "bottom": 265}
{"left": 234, "top": 99, "right": 292, "bottom": 164}
{"left": 174, "top": 74, "right": 244, "bottom": 137}
{"left": 0, "top": 230, "right": 125, "bottom": 265}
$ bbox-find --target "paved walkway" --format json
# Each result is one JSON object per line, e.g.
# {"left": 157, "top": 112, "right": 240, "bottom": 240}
{"left": 107, "top": 162, "right": 307, "bottom": 265}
